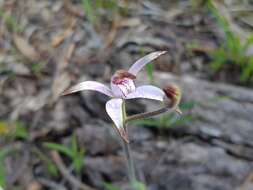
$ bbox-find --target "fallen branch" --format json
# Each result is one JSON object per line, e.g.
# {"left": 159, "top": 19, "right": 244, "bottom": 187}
{"left": 50, "top": 151, "right": 97, "bottom": 190}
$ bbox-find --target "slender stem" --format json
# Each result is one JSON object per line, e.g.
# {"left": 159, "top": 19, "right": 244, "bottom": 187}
{"left": 122, "top": 137, "right": 137, "bottom": 189}
{"left": 125, "top": 106, "right": 177, "bottom": 123}
{"left": 122, "top": 100, "right": 138, "bottom": 189}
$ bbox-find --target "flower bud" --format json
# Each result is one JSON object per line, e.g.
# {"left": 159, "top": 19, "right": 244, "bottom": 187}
{"left": 163, "top": 84, "right": 182, "bottom": 114}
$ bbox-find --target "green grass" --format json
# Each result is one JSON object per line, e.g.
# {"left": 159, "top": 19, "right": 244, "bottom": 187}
{"left": 139, "top": 48, "right": 155, "bottom": 83}
{"left": 206, "top": 0, "right": 253, "bottom": 83}
{"left": 145, "top": 63, "right": 154, "bottom": 84}
{"left": 0, "top": 120, "right": 29, "bottom": 188}
{"left": 33, "top": 147, "right": 59, "bottom": 177}
{"left": 0, "top": 9, "right": 23, "bottom": 33}
{"left": 104, "top": 181, "right": 147, "bottom": 190}
{"left": 31, "top": 61, "right": 47, "bottom": 76}
{"left": 0, "top": 120, "right": 29, "bottom": 140}
{"left": 82, "top": 0, "right": 96, "bottom": 24}
{"left": 44, "top": 134, "right": 85, "bottom": 174}
{"left": 104, "top": 183, "right": 121, "bottom": 190}
{"left": 81, "top": 0, "right": 121, "bottom": 26}
{"left": 0, "top": 147, "right": 16, "bottom": 188}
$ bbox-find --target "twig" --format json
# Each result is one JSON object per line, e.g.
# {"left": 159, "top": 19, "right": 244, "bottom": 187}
{"left": 229, "top": 7, "right": 253, "bottom": 13}
{"left": 50, "top": 151, "right": 97, "bottom": 190}
{"left": 37, "top": 177, "right": 67, "bottom": 190}
{"left": 239, "top": 171, "right": 253, "bottom": 190}
{"left": 63, "top": 0, "right": 84, "bottom": 18}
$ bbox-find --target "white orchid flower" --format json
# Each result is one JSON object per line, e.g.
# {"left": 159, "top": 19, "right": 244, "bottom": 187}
{"left": 63, "top": 51, "right": 167, "bottom": 142}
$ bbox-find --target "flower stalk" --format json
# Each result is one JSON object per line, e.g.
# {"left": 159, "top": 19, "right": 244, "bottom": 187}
{"left": 126, "top": 106, "right": 171, "bottom": 123}
{"left": 122, "top": 135, "right": 137, "bottom": 189}
{"left": 122, "top": 101, "right": 138, "bottom": 189}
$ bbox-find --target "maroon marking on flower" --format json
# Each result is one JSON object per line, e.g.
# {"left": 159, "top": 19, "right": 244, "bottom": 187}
{"left": 163, "top": 84, "right": 182, "bottom": 114}
{"left": 62, "top": 51, "right": 167, "bottom": 143}
{"left": 163, "top": 85, "right": 179, "bottom": 100}
{"left": 112, "top": 70, "right": 136, "bottom": 85}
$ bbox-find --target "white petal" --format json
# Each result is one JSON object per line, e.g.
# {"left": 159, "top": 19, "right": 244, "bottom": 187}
{"left": 111, "top": 82, "right": 125, "bottom": 97}
{"left": 62, "top": 81, "right": 113, "bottom": 97}
{"left": 105, "top": 98, "right": 128, "bottom": 142}
{"left": 128, "top": 51, "right": 167, "bottom": 76}
{"left": 126, "top": 85, "right": 165, "bottom": 102}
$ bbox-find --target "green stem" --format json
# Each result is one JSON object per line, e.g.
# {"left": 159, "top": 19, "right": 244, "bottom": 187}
{"left": 125, "top": 106, "right": 176, "bottom": 123}
{"left": 122, "top": 135, "right": 137, "bottom": 189}
{"left": 122, "top": 100, "right": 138, "bottom": 189}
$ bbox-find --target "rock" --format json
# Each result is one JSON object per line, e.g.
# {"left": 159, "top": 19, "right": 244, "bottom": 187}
{"left": 137, "top": 72, "right": 253, "bottom": 157}
{"left": 76, "top": 121, "right": 121, "bottom": 155}
{"left": 84, "top": 155, "right": 126, "bottom": 187}
{"left": 134, "top": 140, "right": 253, "bottom": 190}
{"left": 121, "top": 72, "right": 253, "bottom": 189}
{"left": 80, "top": 91, "right": 110, "bottom": 120}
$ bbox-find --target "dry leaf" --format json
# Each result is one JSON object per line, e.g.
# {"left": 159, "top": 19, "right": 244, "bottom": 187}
{"left": 63, "top": 0, "right": 84, "bottom": 18}
{"left": 51, "top": 29, "right": 73, "bottom": 47}
{"left": 51, "top": 19, "right": 76, "bottom": 47}
{"left": 27, "top": 181, "right": 42, "bottom": 190}
{"left": 119, "top": 18, "right": 141, "bottom": 27}
{"left": 13, "top": 34, "right": 40, "bottom": 62}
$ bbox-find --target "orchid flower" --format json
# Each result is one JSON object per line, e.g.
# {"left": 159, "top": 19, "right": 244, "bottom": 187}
{"left": 63, "top": 51, "right": 175, "bottom": 142}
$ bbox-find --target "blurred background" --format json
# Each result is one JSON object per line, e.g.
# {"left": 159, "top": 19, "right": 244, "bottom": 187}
{"left": 0, "top": 0, "right": 253, "bottom": 189}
